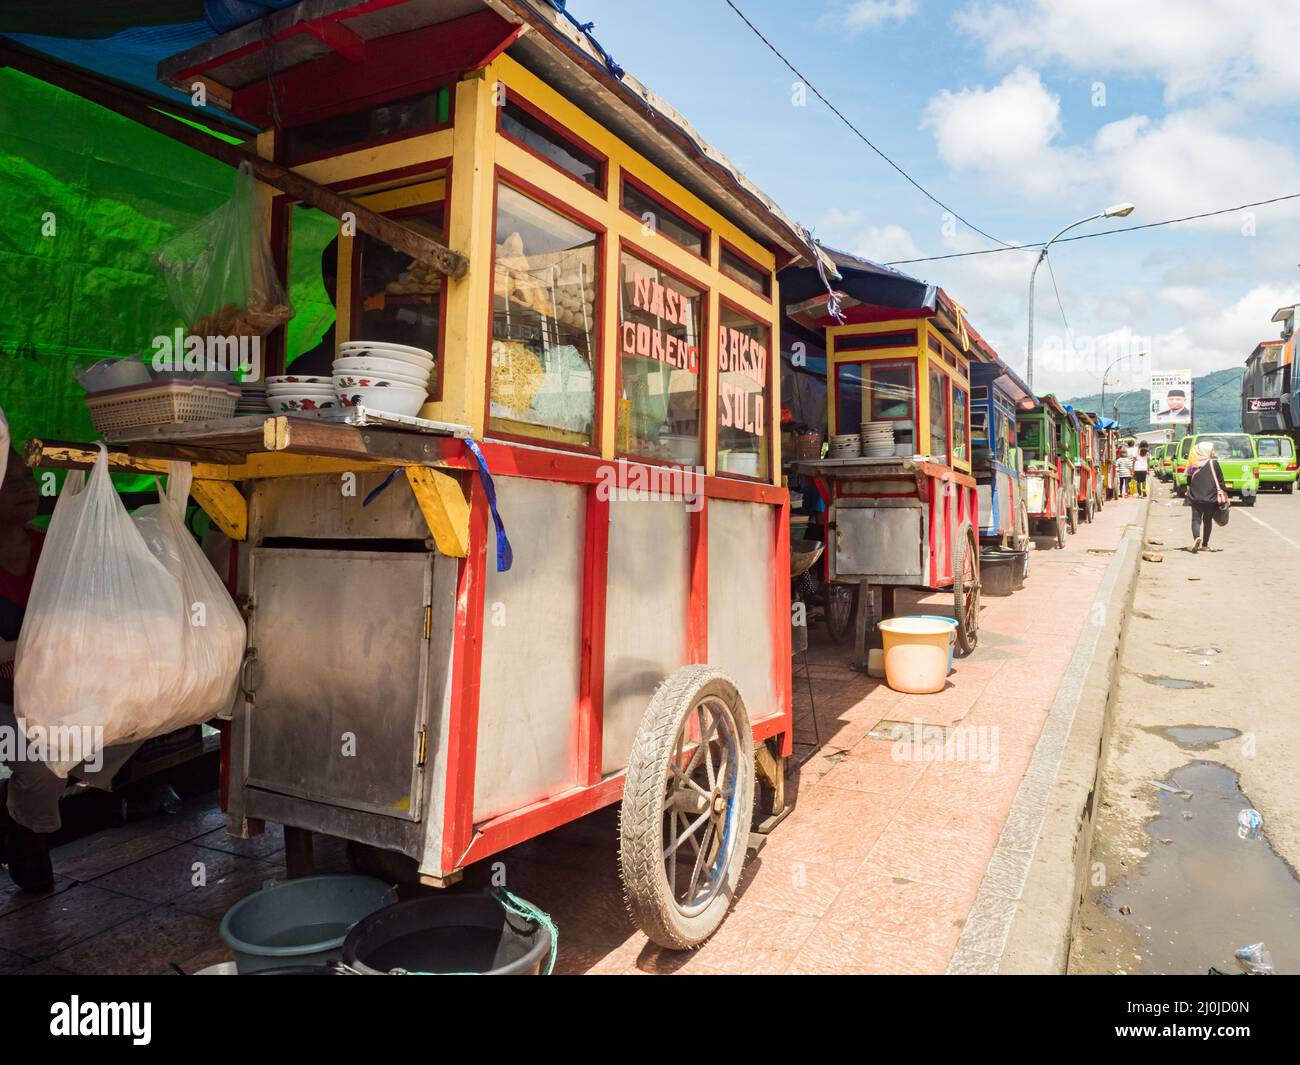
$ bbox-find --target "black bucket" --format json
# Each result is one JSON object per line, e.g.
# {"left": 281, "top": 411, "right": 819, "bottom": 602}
{"left": 342, "top": 895, "right": 552, "bottom": 975}
{"left": 979, "top": 550, "right": 1019, "bottom": 596}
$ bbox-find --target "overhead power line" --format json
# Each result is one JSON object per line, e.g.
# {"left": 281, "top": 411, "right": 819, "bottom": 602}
{"left": 721, "top": 0, "right": 1014, "bottom": 248}
{"left": 1044, "top": 254, "right": 1076, "bottom": 350}
{"left": 884, "top": 192, "right": 1300, "bottom": 265}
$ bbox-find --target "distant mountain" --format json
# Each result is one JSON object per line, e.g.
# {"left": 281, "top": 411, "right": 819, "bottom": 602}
{"left": 1062, "top": 367, "right": 1245, "bottom": 433}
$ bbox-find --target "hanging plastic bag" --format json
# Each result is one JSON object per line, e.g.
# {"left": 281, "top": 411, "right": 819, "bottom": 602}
{"left": 130, "top": 462, "right": 246, "bottom": 735}
{"left": 14, "top": 447, "right": 185, "bottom": 775}
{"left": 153, "top": 161, "right": 293, "bottom": 346}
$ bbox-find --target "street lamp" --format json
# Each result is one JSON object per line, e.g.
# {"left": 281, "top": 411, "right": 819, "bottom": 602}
{"left": 1112, "top": 387, "right": 1142, "bottom": 431}
{"left": 1027, "top": 202, "right": 1136, "bottom": 389}
{"left": 1101, "top": 351, "right": 1145, "bottom": 411}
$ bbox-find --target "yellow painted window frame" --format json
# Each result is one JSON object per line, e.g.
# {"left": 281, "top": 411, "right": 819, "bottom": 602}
{"left": 487, "top": 56, "right": 781, "bottom": 481}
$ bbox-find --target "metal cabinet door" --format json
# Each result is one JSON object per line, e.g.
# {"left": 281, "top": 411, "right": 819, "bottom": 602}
{"left": 245, "top": 548, "right": 432, "bottom": 820}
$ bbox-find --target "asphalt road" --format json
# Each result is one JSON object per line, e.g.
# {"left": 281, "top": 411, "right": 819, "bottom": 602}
{"left": 1070, "top": 477, "right": 1300, "bottom": 975}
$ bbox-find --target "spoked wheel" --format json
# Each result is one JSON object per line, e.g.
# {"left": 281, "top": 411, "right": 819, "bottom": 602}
{"left": 1067, "top": 498, "right": 1079, "bottom": 534}
{"left": 952, "top": 522, "right": 980, "bottom": 657}
{"left": 620, "top": 666, "right": 755, "bottom": 950}
{"left": 824, "top": 581, "right": 859, "bottom": 645}
{"left": 1055, "top": 511, "right": 1066, "bottom": 549}
{"left": 1084, "top": 496, "right": 1095, "bottom": 523}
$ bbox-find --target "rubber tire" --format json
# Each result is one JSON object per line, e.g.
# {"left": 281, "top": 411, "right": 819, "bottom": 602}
{"left": 1284, "top": 482, "right": 1294, "bottom": 495}
{"left": 619, "top": 666, "right": 755, "bottom": 950}
{"left": 952, "top": 522, "right": 980, "bottom": 658}
{"left": 825, "top": 582, "right": 859, "bottom": 645}
{"left": 1175, "top": 483, "right": 1186, "bottom": 498}
{"left": 1241, "top": 491, "right": 1257, "bottom": 508}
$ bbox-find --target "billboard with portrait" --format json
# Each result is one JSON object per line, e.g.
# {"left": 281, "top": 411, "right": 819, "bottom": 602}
{"left": 1150, "top": 371, "right": 1192, "bottom": 425}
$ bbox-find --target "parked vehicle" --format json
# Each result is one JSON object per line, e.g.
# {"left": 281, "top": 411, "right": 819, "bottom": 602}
{"left": 971, "top": 359, "right": 1031, "bottom": 550}
{"left": 1017, "top": 395, "right": 1070, "bottom": 548}
{"left": 1173, "top": 432, "right": 1260, "bottom": 504}
{"left": 1253, "top": 434, "right": 1298, "bottom": 493}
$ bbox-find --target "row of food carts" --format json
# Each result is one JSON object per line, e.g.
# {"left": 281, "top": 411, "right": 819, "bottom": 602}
{"left": 14, "top": 0, "right": 1126, "bottom": 952}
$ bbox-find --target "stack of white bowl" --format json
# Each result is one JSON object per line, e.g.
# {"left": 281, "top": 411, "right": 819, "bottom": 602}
{"left": 829, "top": 433, "right": 861, "bottom": 459}
{"left": 333, "top": 341, "right": 433, "bottom": 417}
{"left": 860, "top": 420, "right": 895, "bottom": 457}
{"left": 265, "top": 375, "right": 337, "bottom": 414}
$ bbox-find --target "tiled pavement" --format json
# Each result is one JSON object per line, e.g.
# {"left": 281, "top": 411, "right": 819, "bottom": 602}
{"left": 0, "top": 497, "right": 1140, "bottom": 975}
{"left": 0, "top": 806, "right": 352, "bottom": 974}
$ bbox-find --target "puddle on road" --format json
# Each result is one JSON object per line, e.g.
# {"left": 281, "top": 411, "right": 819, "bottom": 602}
{"left": 1097, "top": 762, "right": 1300, "bottom": 974}
{"left": 1134, "top": 673, "right": 1213, "bottom": 690}
{"left": 1144, "top": 725, "right": 1240, "bottom": 750}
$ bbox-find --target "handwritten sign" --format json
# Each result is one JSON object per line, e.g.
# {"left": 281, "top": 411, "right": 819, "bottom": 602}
{"left": 718, "top": 323, "right": 766, "bottom": 435}
{"left": 620, "top": 270, "right": 699, "bottom": 372}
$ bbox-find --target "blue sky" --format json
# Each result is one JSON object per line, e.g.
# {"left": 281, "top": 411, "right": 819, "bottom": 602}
{"left": 576, "top": 0, "right": 1300, "bottom": 400}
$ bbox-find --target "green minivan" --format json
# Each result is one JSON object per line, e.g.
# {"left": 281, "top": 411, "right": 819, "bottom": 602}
{"left": 1173, "top": 432, "right": 1259, "bottom": 505}
{"left": 1154, "top": 442, "right": 1175, "bottom": 483}
{"left": 1254, "top": 435, "right": 1298, "bottom": 493}
{"left": 1161, "top": 442, "right": 1177, "bottom": 480}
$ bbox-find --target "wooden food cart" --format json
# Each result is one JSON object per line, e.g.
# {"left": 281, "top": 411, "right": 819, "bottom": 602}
{"left": 1072, "top": 409, "right": 1100, "bottom": 523}
{"left": 970, "top": 356, "right": 1031, "bottom": 550}
{"left": 1016, "top": 394, "right": 1070, "bottom": 548}
{"left": 784, "top": 272, "right": 983, "bottom": 660}
{"left": 31, "top": 0, "right": 826, "bottom": 950}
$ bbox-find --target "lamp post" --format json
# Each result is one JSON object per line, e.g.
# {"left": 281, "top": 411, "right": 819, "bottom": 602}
{"left": 1101, "top": 351, "right": 1145, "bottom": 411}
{"left": 1112, "top": 388, "right": 1141, "bottom": 432}
{"left": 1027, "top": 203, "right": 1136, "bottom": 389}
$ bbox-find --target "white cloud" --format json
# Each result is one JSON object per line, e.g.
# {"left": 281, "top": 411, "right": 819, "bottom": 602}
{"left": 839, "top": 0, "right": 919, "bottom": 31}
{"left": 919, "top": 71, "right": 1300, "bottom": 232}
{"left": 922, "top": 68, "right": 1080, "bottom": 196}
{"left": 954, "top": 0, "right": 1300, "bottom": 106}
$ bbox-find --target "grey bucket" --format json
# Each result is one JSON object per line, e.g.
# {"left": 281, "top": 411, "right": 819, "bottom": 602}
{"left": 219, "top": 875, "right": 396, "bottom": 974}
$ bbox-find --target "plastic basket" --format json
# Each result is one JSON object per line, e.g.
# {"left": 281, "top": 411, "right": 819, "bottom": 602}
{"left": 86, "top": 380, "right": 239, "bottom": 434}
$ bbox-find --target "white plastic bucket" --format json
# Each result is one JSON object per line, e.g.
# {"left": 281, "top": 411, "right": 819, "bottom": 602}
{"left": 878, "top": 617, "right": 954, "bottom": 694}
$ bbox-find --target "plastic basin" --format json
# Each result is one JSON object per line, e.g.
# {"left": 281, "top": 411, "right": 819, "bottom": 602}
{"left": 219, "top": 875, "right": 395, "bottom": 974}
{"left": 342, "top": 895, "right": 552, "bottom": 975}
{"left": 879, "top": 617, "right": 954, "bottom": 694}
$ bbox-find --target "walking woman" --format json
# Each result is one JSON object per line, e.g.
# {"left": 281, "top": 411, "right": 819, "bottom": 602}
{"left": 1186, "top": 440, "right": 1227, "bottom": 553}
{"left": 1134, "top": 443, "right": 1150, "bottom": 496}
{"left": 1115, "top": 447, "right": 1133, "bottom": 498}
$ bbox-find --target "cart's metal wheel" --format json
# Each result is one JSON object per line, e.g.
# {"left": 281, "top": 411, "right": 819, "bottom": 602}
{"left": 1015, "top": 496, "right": 1030, "bottom": 553}
{"left": 1055, "top": 510, "right": 1066, "bottom": 549}
{"left": 952, "top": 522, "right": 979, "bottom": 658}
{"left": 619, "top": 666, "right": 755, "bottom": 950}
{"left": 1084, "top": 496, "right": 1095, "bottom": 523}
{"left": 824, "top": 581, "right": 859, "bottom": 645}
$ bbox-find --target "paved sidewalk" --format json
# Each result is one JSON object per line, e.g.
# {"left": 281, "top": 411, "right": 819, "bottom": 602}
{"left": 524, "top": 495, "right": 1145, "bottom": 974}
{"left": 0, "top": 497, "right": 1141, "bottom": 975}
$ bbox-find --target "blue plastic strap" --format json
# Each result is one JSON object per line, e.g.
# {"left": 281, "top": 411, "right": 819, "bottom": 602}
{"left": 361, "top": 466, "right": 403, "bottom": 507}
{"left": 464, "top": 439, "right": 513, "bottom": 572}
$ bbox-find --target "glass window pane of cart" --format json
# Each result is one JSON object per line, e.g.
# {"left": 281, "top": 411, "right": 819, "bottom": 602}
{"left": 355, "top": 205, "right": 444, "bottom": 394}
{"left": 490, "top": 184, "right": 598, "bottom": 446}
{"left": 834, "top": 360, "right": 916, "bottom": 456}
{"left": 717, "top": 305, "right": 771, "bottom": 478}
{"left": 617, "top": 250, "right": 703, "bottom": 464}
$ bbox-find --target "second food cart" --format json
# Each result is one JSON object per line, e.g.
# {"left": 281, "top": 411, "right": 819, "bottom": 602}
{"left": 784, "top": 268, "right": 983, "bottom": 659}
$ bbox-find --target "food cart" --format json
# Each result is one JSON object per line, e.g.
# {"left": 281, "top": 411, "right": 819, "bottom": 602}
{"left": 27, "top": 0, "right": 822, "bottom": 950}
{"left": 970, "top": 357, "right": 1031, "bottom": 550}
{"left": 783, "top": 267, "right": 983, "bottom": 660}
{"left": 1016, "top": 394, "right": 1070, "bottom": 548}
{"left": 1071, "top": 409, "right": 1100, "bottom": 523}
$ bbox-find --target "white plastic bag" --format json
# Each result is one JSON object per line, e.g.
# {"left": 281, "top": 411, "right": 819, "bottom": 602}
{"left": 130, "top": 461, "right": 245, "bottom": 736}
{"left": 15, "top": 447, "right": 185, "bottom": 775}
